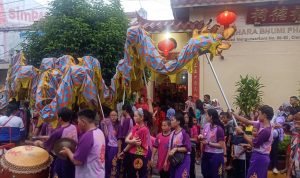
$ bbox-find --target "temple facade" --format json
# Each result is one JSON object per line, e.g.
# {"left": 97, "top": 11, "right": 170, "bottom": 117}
{"left": 137, "top": 0, "right": 300, "bottom": 109}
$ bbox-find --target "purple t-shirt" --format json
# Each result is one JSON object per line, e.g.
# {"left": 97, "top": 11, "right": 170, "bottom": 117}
{"left": 202, "top": 123, "right": 225, "bottom": 153}
{"left": 117, "top": 117, "right": 133, "bottom": 140}
{"left": 101, "top": 118, "right": 119, "bottom": 147}
{"left": 168, "top": 129, "right": 191, "bottom": 153}
{"left": 40, "top": 122, "right": 53, "bottom": 136}
{"left": 44, "top": 124, "right": 78, "bottom": 152}
{"left": 153, "top": 132, "right": 170, "bottom": 171}
{"left": 74, "top": 128, "right": 105, "bottom": 178}
{"left": 252, "top": 121, "right": 273, "bottom": 154}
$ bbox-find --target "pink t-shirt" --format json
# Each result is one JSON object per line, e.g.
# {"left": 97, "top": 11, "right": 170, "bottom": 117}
{"left": 129, "top": 125, "right": 150, "bottom": 157}
{"left": 153, "top": 132, "right": 171, "bottom": 171}
{"left": 191, "top": 125, "right": 200, "bottom": 140}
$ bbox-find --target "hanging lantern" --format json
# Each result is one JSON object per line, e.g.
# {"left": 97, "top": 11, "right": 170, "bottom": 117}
{"left": 216, "top": 11, "right": 236, "bottom": 27}
{"left": 158, "top": 38, "right": 177, "bottom": 57}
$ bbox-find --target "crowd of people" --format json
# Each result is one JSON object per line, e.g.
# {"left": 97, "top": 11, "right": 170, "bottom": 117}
{"left": 0, "top": 94, "right": 299, "bottom": 178}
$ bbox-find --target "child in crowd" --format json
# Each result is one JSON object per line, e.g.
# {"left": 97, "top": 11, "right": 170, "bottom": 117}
{"left": 34, "top": 107, "right": 78, "bottom": 178}
{"left": 117, "top": 103, "right": 134, "bottom": 177}
{"left": 190, "top": 117, "right": 201, "bottom": 164}
{"left": 119, "top": 108, "right": 151, "bottom": 178}
{"left": 231, "top": 124, "right": 247, "bottom": 178}
{"left": 101, "top": 110, "right": 120, "bottom": 178}
{"left": 270, "top": 116, "right": 285, "bottom": 174}
{"left": 168, "top": 112, "right": 191, "bottom": 178}
{"left": 60, "top": 109, "right": 106, "bottom": 178}
{"left": 220, "top": 111, "right": 234, "bottom": 170}
{"left": 151, "top": 120, "right": 171, "bottom": 178}
{"left": 200, "top": 109, "right": 225, "bottom": 178}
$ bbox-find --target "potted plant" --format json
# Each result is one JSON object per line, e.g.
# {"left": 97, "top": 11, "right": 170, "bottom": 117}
{"left": 234, "top": 75, "right": 264, "bottom": 117}
{"left": 277, "top": 134, "right": 291, "bottom": 170}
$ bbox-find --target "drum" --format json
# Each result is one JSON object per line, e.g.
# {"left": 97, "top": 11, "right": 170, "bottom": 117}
{"left": 53, "top": 138, "right": 77, "bottom": 160}
{"left": 0, "top": 146, "right": 53, "bottom": 178}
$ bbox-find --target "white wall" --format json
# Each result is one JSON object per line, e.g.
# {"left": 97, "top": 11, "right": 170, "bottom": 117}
{"left": 190, "top": 5, "right": 300, "bottom": 109}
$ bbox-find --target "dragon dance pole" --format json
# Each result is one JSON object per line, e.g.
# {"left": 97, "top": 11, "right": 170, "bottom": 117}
{"left": 143, "top": 69, "right": 149, "bottom": 99}
{"left": 122, "top": 88, "right": 126, "bottom": 105}
{"left": 204, "top": 54, "right": 238, "bottom": 126}
{"left": 97, "top": 94, "right": 105, "bottom": 120}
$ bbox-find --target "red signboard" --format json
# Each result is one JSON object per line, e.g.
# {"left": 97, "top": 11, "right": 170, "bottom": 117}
{"left": 192, "top": 60, "right": 200, "bottom": 99}
{"left": 247, "top": 4, "right": 300, "bottom": 25}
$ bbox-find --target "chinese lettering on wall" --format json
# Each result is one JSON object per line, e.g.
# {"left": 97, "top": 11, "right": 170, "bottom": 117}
{"left": 192, "top": 60, "right": 200, "bottom": 99}
{"left": 247, "top": 4, "right": 300, "bottom": 25}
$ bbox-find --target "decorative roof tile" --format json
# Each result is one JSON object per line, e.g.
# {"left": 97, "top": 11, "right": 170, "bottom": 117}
{"left": 136, "top": 14, "right": 204, "bottom": 33}
{"left": 171, "top": 0, "right": 280, "bottom": 8}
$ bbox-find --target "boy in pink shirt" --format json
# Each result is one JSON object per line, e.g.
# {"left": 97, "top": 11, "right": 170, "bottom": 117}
{"left": 151, "top": 120, "right": 171, "bottom": 178}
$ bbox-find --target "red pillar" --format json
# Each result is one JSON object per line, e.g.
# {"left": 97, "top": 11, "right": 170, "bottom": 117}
{"left": 192, "top": 59, "right": 200, "bottom": 99}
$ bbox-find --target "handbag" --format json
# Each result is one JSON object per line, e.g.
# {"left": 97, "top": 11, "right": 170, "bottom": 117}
{"left": 168, "top": 131, "right": 185, "bottom": 167}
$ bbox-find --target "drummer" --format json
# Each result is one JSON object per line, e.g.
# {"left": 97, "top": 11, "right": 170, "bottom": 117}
{"left": 60, "top": 109, "right": 106, "bottom": 178}
{"left": 34, "top": 107, "right": 78, "bottom": 178}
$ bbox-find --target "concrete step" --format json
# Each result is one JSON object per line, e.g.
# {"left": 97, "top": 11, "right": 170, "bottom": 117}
{"left": 267, "top": 171, "right": 286, "bottom": 178}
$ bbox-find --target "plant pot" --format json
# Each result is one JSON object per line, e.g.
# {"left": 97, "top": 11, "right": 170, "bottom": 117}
{"left": 277, "top": 154, "right": 286, "bottom": 170}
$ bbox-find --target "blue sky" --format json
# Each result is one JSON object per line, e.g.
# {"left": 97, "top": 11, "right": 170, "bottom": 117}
{"left": 35, "top": 0, "right": 174, "bottom": 20}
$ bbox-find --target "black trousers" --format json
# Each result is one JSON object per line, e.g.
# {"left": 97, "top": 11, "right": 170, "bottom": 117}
{"left": 189, "top": 146, "right": 196, "bottom": 178}
{"left": 159, "top": 170, "right": 170, "bottom": 178}
{"left": 233, "top": 159, "right": 246, "bottom": 178}
{"left": 124, "top": 153, "right": 148, "bottom": 178}
{"left": 270, "top": 138, "right": 279, "bottom": 169}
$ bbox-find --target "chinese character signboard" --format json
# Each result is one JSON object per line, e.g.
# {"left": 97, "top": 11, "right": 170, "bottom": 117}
{"left": 192, "top": 60, "right": 200, "bottom": 99}
{"left": 247, "top": 4, "right": 300, "bottom": 25}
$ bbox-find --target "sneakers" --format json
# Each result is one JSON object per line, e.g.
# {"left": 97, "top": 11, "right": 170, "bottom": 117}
{"left": 273, "top": 168, "right": 279, "bottom": 174}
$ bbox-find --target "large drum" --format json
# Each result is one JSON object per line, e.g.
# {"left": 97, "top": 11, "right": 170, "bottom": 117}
{"left": 0, "top": 146, "right": 53, "bottom": 178}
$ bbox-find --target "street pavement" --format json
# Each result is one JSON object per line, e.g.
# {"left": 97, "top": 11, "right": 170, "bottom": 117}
{"left": 152, "top": 163, "right": 203, "bottom": 178}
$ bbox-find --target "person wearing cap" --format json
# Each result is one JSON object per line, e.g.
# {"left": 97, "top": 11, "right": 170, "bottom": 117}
{"left": 166, "top": 108, "right": 176, "bottom": 120}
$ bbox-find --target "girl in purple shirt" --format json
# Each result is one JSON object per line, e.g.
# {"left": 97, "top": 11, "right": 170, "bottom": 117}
{"left": 199, "top": 108, "right": 225, "bottom": 178}
{"left": 168, "top": 112, "right": 192, "bottom": 178}
{"left": 101, "top": 110, "right": 120, "bottom": 178}
{"left": 234, "top": 105, "right": 274, "bottom": 178}
{"left": 117, "top": 103, "right": 134, "bottom": 177}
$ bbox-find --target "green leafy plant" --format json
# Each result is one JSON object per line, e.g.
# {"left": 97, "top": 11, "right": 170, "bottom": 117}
{"left": 234, "top": 75, "right": 264, "bottom": 117}
{"left": 278, "top": 135, "right": 291, "bottom": 155}
{"left": 22, "top": 0, "right": 128, "bottom": 84}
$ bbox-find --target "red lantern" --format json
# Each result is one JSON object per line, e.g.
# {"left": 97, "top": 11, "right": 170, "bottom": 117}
{"left": 158, "top": 38, "right": 177, "bottom": 57}
{"left": 217, "top": 11, "right": 236, "bottom": 27}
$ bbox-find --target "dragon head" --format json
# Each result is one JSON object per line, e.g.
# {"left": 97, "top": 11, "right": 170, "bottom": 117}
{"left": 193, "top": 23, "right": 236, "bottom": 59}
